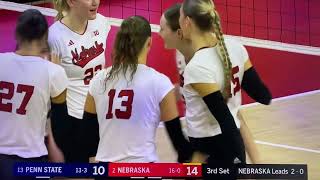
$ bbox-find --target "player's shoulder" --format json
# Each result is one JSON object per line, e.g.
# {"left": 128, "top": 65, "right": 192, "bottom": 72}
{"left": 136, "top": 65, "right": 172, "bottom": 93}
{"left": 139, "top": 65, "right": 170, "bottom": 82}
{"left": 223, "top": 36, "right": 248, "bottom": 60}
{"left": 98, "top": 67, "right": 108, "bottom": 78}
{"left": 89, "top": 68, "right": 107, "bottom": 93}
{"left": 48, "top": 22, "right": 63, "bottom": 41}
{"left": 224, "top": 36, "right": 241, "bottom": 45}
{"left": 224, "top": 36, "right": 246, "bottom": 51}
{"left": 184, "top": 58, "right": 199, "bottom": 74}
{"left": 0, "top": 52, "right": 12, "bottom": 59}
{"left": 0, "top": 52, "right": 19, "bottom": 57}
{"left": 138, "top": 64, "right": 158, "bottom": 76}
{"left": 0, "top": 52, "right": 64, "bottom": 73}
{"left": 34, "top": 58, "right": 66, "bottom": 75}
{"left": 46, "top": 61, "right": 65, "bottom": 71}
{"left": 22, "top": 55, "right": 65, "bottom": 75}
{"left": 95, "top": 13, "right": 105, "bottom": 21}
{"left": 187, "top": 48, "right": 213, "bottom": 68}
{"left": 0, "top": 52, "right": 14, "bottom": 64}
{"left": 0, "top": 52, "right": 45, "bottom": 63}
{"left": 49, "top": 21, "right": 63, "bottom": 33}
{"left": 92, "top": 67, "right": 108, "bottom": 82}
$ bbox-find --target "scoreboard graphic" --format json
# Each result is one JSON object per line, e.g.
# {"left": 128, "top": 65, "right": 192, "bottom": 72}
{"left": 13, "top": 162, "right": 307, "bottom": 179}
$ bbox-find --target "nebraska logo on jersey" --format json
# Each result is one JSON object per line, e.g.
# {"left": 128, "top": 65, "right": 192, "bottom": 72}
{"left": 71, "top": 41, "right": 104, "bottom": 68}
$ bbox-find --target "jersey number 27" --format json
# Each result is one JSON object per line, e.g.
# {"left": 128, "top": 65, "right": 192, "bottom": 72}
{"left": 0, "top": 81, "right": 34, "bottom": 115}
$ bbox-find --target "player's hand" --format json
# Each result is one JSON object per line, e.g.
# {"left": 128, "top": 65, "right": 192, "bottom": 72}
{"left": 191, "top": 151, "right": 209, "bottom": 163}
{"left": 249, "top": 153, "right": 262, "bottom": 164}
{"left": 50, "top": 53, "right": 61, "bottom": 64}
{"left": 89, "top": 157, "right": 98, "bottom": 163}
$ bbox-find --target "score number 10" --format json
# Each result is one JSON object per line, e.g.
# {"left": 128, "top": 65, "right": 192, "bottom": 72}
{"left": 93, "top": 166, "right": 106, "bottom": 176}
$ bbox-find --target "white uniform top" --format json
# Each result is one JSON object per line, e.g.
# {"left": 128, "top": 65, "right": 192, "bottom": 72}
{"left": 0, "top": 52, "right": 68, "bottom": 158}
{"left": 183, "top": 38, "right": 248, "bottom": 138}
{"left": 48, "top": 14, "right": 111, "bottom": 119}
{"left": 89, "top": 65, "right": 174, "bottom": 162}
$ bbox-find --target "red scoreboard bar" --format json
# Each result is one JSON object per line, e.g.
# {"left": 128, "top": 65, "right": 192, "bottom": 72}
{"left": 109, "top": 163, "right": 202, "bottom": 178}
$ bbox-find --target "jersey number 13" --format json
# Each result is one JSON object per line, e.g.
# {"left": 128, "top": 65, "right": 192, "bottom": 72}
{"left": 106, "top": 89, "right": 134, "bottom": 120}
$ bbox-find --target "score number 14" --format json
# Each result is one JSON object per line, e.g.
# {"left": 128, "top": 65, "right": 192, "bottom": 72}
{"left": 186, "top": 166, "right": 199, "bottom": 176}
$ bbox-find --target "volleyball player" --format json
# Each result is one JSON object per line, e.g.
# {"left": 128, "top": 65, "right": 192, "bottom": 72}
{"left": 48, "top": 0, "right": 111, "bottom": 162}
{"left": 159, "top": 3, "right": 271, "bottom": 164}
{"left": 0, "top": 9, "right": 68, "bottom": 179}
{"left": 81, "top": 16, "right": 192, "bottom": 163}
{"left": 176, "top": 0, "right": 271, "bottom": 164}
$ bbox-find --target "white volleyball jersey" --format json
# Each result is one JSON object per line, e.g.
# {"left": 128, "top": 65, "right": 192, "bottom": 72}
{"left": 0, "top": 52, "right": 68, "bottom": 158}
{"left": 48, "top": 14, "right": 111, "bottom": 119}
{"left": 89, "top": 65, "right": 174, "bottom": 162}
{"left": 183, "top": 38, "right": 249, "bottom": 138}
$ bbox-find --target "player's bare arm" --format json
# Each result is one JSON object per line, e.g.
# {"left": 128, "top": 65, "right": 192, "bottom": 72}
{"left": 238, "top": 110, "right": 261, "bottom": 164}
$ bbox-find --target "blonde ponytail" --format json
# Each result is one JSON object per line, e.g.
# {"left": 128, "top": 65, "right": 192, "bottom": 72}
{"left": 182, "top": 0, "right": 233, "bottom": 101}
{"left": 53, "top": 0, "right": 68, "bottom": 21}
{"left": 212, "top": 10, "right": 232, "bottom": 101}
